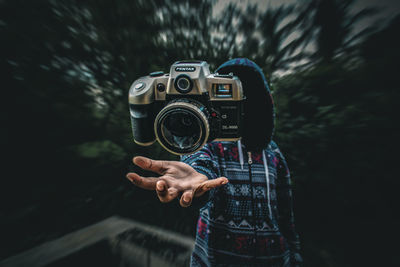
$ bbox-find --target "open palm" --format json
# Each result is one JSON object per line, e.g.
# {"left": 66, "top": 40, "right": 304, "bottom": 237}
{"left": 126, "top": 156, "right": 228, "bottom": 207}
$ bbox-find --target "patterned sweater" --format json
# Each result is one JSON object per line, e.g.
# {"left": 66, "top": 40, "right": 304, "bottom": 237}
{"left": 181, "top": 140, "right": 301, "bottom": 267}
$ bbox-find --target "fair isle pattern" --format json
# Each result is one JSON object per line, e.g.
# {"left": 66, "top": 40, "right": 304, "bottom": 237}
{"left": 181, "top": 141, "right": 300, "bottom": 267}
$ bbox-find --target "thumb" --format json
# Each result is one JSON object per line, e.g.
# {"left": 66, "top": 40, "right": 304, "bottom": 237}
{"left": 194, "top": 177, "right": 228, "bottom": 197}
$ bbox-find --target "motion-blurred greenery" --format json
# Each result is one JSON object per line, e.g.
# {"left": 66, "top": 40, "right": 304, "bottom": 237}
{"left": 1, "top": 0, "right": 399, "bottom": 266}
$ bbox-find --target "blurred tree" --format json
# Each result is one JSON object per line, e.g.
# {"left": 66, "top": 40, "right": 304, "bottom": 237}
{"left": 295, "top": 0, "right": 378, "bottom": 63}
{"left": 237, "top": 3, "right": 312, "bottom": 80}
{"left": 0, "top": 0, "right": 171, "bottom": 259}
{"left": 1, "top": 0, "right": 105, "bottom": 258}
{"left": 48, "top": 0, "right": 162, "bottom": 154}
{"left": 154, "top": 0, "right": 241, "bottom": 69}
{"left": 272, "top": 14, "right": 400, "bottom": 267}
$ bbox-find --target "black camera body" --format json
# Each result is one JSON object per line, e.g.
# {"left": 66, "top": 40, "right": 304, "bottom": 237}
{"left": 128, "top": 60, "right": 245, "bottom": 155}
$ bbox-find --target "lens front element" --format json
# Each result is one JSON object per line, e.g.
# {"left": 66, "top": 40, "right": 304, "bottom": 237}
{"left": 155, "top": 100, "right": 209, "bottom": 155}
{"left": 162, "top": 110, "right": 201, "bottom": 149}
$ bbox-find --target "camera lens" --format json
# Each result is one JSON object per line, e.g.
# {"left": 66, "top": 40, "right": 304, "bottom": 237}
{"left": 162, "top": 111, "right": 200, "bottom": 147}
{"left": 154, "top": 100, "right": 209, "bottom": 155}
{"left": 181, "top": 116, "right": 192, "bottom": 127}
{"left": 174, "top": 74, "right": 193, "bottom": 94}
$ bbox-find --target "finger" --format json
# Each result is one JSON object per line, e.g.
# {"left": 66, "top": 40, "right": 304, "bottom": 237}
{"left": 126, "top": 172, "right": 159, "bottom": 190}
{"left": 194, "top": 177, "right": 229, "bottom": 196}
{"left": 179, "top": 190, "right": 194, "bottom": 208}
{"left": 156, "top": 180, "right": 168, "bottom": 197}
{"left": 133, "top": 156, "right": 169, "bottom": 175}
{"left": 157, "top": 187, "right": 179, "bottom": 203}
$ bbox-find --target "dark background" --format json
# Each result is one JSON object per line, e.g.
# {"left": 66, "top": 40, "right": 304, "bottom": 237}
{"left": 1, "top": 0, "right": 399, "bottom": 266}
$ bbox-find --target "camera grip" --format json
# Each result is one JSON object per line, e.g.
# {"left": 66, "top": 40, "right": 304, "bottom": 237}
{"left": 129, "top": 104, "right": 156, "bottom": 146}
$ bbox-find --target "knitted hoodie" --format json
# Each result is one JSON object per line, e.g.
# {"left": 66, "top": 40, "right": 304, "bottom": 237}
{"left": 181, "top": 58, "right": 301, "bottom": 267}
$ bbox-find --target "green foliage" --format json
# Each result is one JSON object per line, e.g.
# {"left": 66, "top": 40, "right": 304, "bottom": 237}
{"left": 72, "top": 140, "right": 127, "bottom": 163}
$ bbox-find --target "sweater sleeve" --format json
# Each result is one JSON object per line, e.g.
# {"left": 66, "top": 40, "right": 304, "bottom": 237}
{"left": 180, "top": 142, "right": 221, "bottom": 207}
{"left": 274, "top": 143, "right": 302, "bottom": 265}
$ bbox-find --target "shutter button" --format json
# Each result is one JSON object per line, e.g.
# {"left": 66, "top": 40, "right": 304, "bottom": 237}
{"left": 134, "top": 82, "right": 145, "bottom": 91}
{"left": 149, "top": 71, "right": 164, "bottom": 77}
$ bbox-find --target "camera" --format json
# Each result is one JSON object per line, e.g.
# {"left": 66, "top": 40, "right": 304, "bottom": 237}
{"left": 128, "top": 60, "right": 245, "bottom": 155}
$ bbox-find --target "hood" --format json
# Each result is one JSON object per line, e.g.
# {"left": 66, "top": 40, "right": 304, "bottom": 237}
{"left": 216, "top": 58, "right": 275, "bottom": 151}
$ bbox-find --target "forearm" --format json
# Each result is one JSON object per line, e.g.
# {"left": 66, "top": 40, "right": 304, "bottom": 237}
{"left": 180, "top": 143, "right": 220, "bottom": 207}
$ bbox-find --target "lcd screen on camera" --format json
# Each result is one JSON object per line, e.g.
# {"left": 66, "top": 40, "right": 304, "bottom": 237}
{"left": 213, "top": 84, "right": 232, "bottom": 98}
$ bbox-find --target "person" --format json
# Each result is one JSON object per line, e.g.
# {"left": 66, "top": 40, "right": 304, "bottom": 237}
{"left": 126, "top": 58, "right": 302, "bottom": 266}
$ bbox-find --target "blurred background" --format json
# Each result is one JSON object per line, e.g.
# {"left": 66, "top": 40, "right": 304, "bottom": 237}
{"left": 1, "top": 0, "right": 400, "bottom": 266}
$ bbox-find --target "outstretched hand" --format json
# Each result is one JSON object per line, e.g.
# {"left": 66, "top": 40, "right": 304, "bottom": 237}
{"left": 126, "top": 156, "right": 228, "bottom": 207}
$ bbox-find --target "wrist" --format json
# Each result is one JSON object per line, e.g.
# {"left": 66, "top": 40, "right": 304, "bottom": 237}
{"left": 192, "top": 165, "right": 217, "bottom": 180}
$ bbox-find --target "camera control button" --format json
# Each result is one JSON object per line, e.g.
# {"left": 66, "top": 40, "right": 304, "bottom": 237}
{"left": 157, "top": 83, "right": 166, "bottom": 92}
{"left": 134, "top": 82, "right": 146, "bottom": 91}
{"left": 150, "top": 71, "right": 164, "bottom": 77}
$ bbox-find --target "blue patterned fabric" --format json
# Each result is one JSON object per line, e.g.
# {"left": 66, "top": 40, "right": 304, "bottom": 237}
{"left": 182, "top": 142, "right": 300, "bottom": 267}
{"left": 181, "top": 58, "right": 301, "bottom": 266}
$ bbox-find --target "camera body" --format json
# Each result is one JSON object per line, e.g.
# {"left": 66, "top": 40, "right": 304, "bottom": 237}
{"left": 128, "top": 60, "right": 245, "bottom": 155}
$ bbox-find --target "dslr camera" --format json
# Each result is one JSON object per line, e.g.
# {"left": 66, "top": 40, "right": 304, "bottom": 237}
{"left": 128, "top": 60, "right": 245, "bottom": 155}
